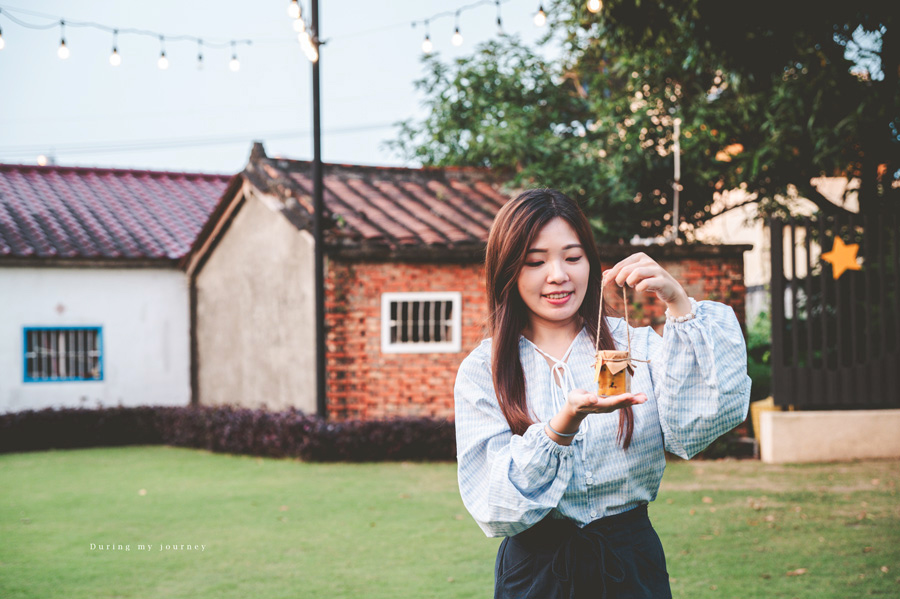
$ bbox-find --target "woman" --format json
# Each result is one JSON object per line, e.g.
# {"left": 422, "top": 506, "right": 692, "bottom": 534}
{"left": 454, "top": 188, "right": 751, "bottom": 598}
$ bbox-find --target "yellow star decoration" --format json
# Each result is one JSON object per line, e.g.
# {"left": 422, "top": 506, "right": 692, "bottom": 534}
{"left": 821, "top": 237, "right": 862, "bottom": 280}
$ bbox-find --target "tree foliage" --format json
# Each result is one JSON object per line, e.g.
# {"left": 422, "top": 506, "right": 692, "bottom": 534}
{"left": 389, "top": 0, "right": 898, "bottom": 241}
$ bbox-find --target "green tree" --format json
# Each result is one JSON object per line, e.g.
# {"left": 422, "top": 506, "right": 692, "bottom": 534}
{"left": 389, "top": 0, "right": 898, "bottom": 241}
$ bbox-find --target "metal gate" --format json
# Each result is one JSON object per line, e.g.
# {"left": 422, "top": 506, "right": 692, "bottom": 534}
{"left": 769, "top": 212, "right": 900, "bottom": 409}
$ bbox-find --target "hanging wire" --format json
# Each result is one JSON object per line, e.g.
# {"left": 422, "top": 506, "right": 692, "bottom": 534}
{"left": 409, "top": 0, "right": 517, "bottom": 49}
{"left": 0, "top": 5, "right": 253, "bottom": 49}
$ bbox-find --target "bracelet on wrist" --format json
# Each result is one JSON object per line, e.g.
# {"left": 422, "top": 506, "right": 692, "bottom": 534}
{"left": 546, "top": 421, "right": 579, "bottom": 438}
{"left": 665, "top": 297, "right": 699, "bottom": 323}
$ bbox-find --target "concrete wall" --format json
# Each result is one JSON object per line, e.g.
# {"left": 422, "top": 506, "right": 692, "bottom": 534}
{"left": 195, "top": 191, "right": 316, "bottom": 413}
{"left": 0, "top": 267, "right": 190, "bottom": 413}
{"left": 761, "top": 410, "right": 900, "bottom": 463}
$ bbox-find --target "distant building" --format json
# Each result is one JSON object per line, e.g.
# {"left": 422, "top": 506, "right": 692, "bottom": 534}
{"left": 189, "top": 143, "right": 750, "bottom": 420}
{"left": 187, "top": 143, "right": 504, "bottom": 419}
{"left": 0, "top": 150, "right": 751, "bottom": 420}
{"left": 0, "top": 163, "right": 235, "bottom": 413}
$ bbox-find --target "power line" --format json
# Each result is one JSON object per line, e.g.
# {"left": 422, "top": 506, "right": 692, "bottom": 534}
{"left": 0, "top": 122, "right": 399, "bottom": 157}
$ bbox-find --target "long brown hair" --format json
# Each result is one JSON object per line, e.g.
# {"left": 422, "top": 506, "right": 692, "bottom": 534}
{"left": 484, "top": 188, "right": 634, "bottom": 449}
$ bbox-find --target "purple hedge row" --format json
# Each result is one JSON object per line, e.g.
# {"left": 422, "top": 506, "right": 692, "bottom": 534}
{"left": 0, "top": 405, "right": 749, "bottom": 460}
{"left": 0, "top": 405, "right": 457, "bottom": 462}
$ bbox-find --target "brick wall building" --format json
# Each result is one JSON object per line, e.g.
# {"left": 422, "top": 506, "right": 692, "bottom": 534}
{"left": 323, "top": 246, "right": 748, "bottom": 421}
{"left": 189, "top": 143, "right": 750, "bottom": 421}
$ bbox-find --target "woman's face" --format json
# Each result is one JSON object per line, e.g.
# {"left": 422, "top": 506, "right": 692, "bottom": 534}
{"left": 516, "top": 217, "right": 590, "bottom": 332}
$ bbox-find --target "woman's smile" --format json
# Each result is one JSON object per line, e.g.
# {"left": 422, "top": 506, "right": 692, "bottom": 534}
{"left": 543, "top": 291, "right": 574, "bottom": 304}
{"left": 516, "top": 217, "right": 590, "bottom": 332}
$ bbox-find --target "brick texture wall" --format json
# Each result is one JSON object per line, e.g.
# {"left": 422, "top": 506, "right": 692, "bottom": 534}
{"left": 599, "top": 247, "right": 748, "bottom": 335}
{"left": 325, "top": 260, "right": 487, "bottom": 420}
{"left": 325, "top": 245, "right": 748, "bottom": 421}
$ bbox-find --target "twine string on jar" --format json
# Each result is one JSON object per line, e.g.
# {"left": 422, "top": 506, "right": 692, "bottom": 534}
{"left": 594, "top": 280, "right": 650, "bottom": 366}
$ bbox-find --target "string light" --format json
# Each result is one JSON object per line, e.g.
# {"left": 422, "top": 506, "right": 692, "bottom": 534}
{"left": 299, "top": 31, "right": 318, "bottom": 63}
{"left": 451, "top": 11, "right": 463, "bottom": 46}
{"left": 587, "top": 0, "right": 603, "bottom": 13}
{"left": 1, "top": 6, "right": 252, "bottom": 73}
{"left": 109, "top": 29, "right": 121, "bottom": 66}
{"left": 534, "top": 4, "right": 546, "bottom": 27}
{"left": 157, "top": 36, "right": 168, "bottom": 70}
{"left": 57, "top": 20, "right": 69, "bottom": 59}
{"left": 421, "top": 20, "right": 433, "bottom": 54}
{"left": 229, "top": 41, "right": 240, "bottom": 71}
{"left": 0, "top": 9, "right": 5, "bottom": 51}
{"left": 3, "top": 1, "right": 535, "bottom": 72}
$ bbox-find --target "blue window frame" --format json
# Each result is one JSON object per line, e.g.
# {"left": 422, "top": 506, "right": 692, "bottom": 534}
{"left": 23, "top": 327, "right": 103, "bottom": 382}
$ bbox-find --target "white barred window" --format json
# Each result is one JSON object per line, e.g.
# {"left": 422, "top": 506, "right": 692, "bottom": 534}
{"left": 381, "top": 292, "right": 462, "bottom": 354}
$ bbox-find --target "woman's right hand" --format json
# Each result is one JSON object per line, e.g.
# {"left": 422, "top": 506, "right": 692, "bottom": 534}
{"left": 566, "top": 388, "right": 647, "bottom": 415}
{"left": 545, "top": 389, "right": 646, "bottom": 445}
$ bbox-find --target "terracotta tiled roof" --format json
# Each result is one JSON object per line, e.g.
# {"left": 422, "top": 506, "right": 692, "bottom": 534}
{"left": 0, "top": 164, "right": 234, "bottom": 260}
{"left": 242, "top": 143, "right": 509, "bottom": 257}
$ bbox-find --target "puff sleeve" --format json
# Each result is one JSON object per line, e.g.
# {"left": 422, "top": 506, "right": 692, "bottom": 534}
{"left": 454, "top": 347, "right": 575, "bottom": 537}
{"left": 644, "top": 299, "right": 751, "bottom": 459}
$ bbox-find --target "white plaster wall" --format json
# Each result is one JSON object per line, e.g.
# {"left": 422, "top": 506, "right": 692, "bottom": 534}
{"left": 0, "top": 267, "right": 191, "bottom": 413}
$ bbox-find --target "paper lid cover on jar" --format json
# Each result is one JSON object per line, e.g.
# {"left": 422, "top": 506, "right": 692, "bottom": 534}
{"left": 594, "top": 350, "right": 635, "bottom": 377}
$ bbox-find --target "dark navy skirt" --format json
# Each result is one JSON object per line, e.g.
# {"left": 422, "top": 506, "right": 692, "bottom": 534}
{"left": 494, "top": 505, "right": 672, "bottom": 599}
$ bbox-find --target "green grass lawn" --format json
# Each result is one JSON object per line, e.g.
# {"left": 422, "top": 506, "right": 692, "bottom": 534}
{"left": 1, "top": 447, "right": 897, "bottom": 599}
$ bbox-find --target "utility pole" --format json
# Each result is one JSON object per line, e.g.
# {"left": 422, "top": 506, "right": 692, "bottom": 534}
{"left": 671, "top": 118, "right": 681, "bottom": 243}
{"left": 310, "top": 0, "right": 326, "bottom": 418}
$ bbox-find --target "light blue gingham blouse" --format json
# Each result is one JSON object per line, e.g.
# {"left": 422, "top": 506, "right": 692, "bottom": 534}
{"left": 454, "top": 299, "right": 751, "bottom": 538}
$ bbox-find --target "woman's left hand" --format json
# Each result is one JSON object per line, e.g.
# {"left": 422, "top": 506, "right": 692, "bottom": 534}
{"left": 603, "top": 252, "right": 692, "bottom": 316}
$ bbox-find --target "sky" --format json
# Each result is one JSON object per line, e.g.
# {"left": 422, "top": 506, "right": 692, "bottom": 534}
{"left": 0, "top": 0, "right": 548, "bottom": 175}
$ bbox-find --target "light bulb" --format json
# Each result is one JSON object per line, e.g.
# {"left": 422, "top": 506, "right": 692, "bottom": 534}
{"left": 292, "top": 17, "right": 306, "bottom": 33}
{"left": 37, "top": 155, "right": 48, "bottom": 166}
{"left": 0, "top": 28, "right": 5, "bottom": 51}
{"left": 288, "top": 0, "right": 301, "bottom": 19}
{"left": 534, "top": 6, "right": 547, "bottom": 27}
{"left": 299, "top": 33, "right": 318, "bottom": 63}
{"left": 158, "top": 52, "right": 169, "bottom": 70}
{"left": 451, "top": 27, "right": 463, "bottom": 46}
{"left": 110, "top": 49, "right": 121, "bottom": 66}
{"left": 57, "top": 40, "right": 70, "bottom": 59}
{"left": 587, "top": 0, "right": 602, "bottom": 13}
{"left": 229, "top": 56, "right": 240, "bottom": 71}
{"left": 421, "top": 35, "right": 433, "bottom": 54}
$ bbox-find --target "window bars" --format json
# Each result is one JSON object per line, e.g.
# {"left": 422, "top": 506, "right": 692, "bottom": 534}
{"left": 23, "top": 327, "right": 103, "bottom": 382}
{"left": 381, "top": 292, "right": 462, "bottom": 354}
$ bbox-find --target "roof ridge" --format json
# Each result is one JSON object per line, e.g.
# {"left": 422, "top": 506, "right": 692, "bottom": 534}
{"left": 0, "top": 163, "right": 232, "bottom": 182}
{"left": 270, "top": 157, "right": 499, "bottom": 179}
